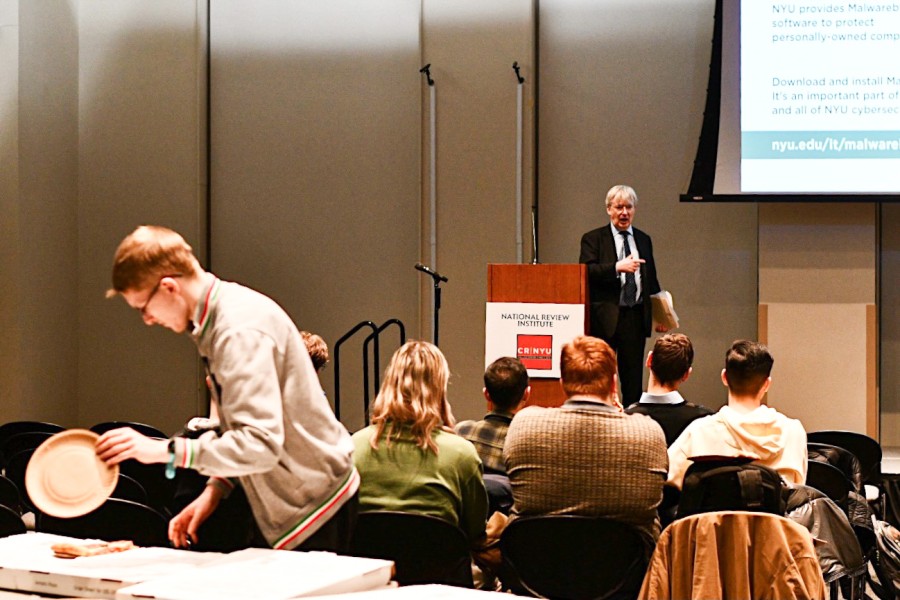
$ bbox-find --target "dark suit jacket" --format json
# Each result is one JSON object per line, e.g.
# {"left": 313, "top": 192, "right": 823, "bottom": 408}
{"left": 579, "top": 224, "right": 662, "bottom": 341}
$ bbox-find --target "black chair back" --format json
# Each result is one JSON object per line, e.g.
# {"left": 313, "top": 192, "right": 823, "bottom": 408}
{"left": 3, "top": 449, "right": 38, "bottom": 513}
{"left": 806, "top": 460, "right": 852, "bottom": 511}
{"left": 117, "top": 460, "right": 176, "bottom": 517}
{"left": 807, "top": 431, "right": 882, "bottom": 486}
{"left": 0, "top": 504, "right": 26, "bottom": 538}
{"left": 36, "top": 498, "right": 170, "bottom": 547}
{"left": 808, "top": 442, "right": 864, "bottom": 493}
{"left": 0, "top": 475, "right": 23, "bottom": 515}
{"left": 0, "top": 431, "right": 54, "bottom": 466}
{"left": 111, "top": 473, "right": 149, "bottom": 505}
{"left": 0, "top": 421, "right": 64, "bottom": 445}
{"left": 678, "top": 459, "right": 786, "bottom": 519}
{"left": 500, "top": 515, "right": 650, "bottom": 600}
{"left": 350, "top": 511, "right": 474, "bottom": 588}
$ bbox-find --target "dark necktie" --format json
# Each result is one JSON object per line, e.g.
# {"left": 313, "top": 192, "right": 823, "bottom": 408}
{"left": 620, "top": 230, "right": 637, "bottom": 307}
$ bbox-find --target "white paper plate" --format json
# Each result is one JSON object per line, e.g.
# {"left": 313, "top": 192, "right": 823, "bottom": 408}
{"left": 25, "top": 429, "right": 119, "bottom": 518}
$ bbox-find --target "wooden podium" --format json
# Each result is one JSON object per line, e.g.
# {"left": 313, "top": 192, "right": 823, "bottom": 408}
{"left": 486, "top": 263, "right": 589, "bottom": 408}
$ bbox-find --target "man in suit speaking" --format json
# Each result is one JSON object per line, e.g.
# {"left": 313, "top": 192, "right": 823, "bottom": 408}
{"left": 579, "top": 184, "right": 667, "bottom": 407}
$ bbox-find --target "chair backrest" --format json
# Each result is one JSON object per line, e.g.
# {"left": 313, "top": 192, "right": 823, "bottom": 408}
{"left": 0, "top": 475, "right": 23, "bottom": 515}
{"left": 3, "top": 448, "right": 38, "bottom": 513}
{"left": 678, "top": 460, "right": 786, "bottom": 519}
{"left": 807, "top": 430, "right": 882, "bottom": 485}
{"left": 0, "top": 431, "right": 54, "bottom": 466}
{"left": 0, "top": 504, "right": 26, "bottom": 538}
{"left": 805, "top": 460, "right": 852, "bottom": 510}
{"left": 90, "top": 421, "right": 168, "bottom": 439}
{"left": 117, "top": 460, "right": 176, "bottom": 517}
{"left": 0, "top": 421, "right": 65, "bottom": 445}
{"left": 36, "top": 498, "right": 170, "bottom": 547}
{"left": 350, "top": 511, "right": 474, "bottom": 588}
{"left": 808, "top": 442, "right": 864, "bottom": 492}
{"left": 111, "top": 473, "right": 149, "bottom": 505}
{"left": 500, "top": 515, "right": 650, "bottom": 600}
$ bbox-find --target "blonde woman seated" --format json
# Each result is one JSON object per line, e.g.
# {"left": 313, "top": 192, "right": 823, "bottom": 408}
{"left": 352, "top": 340, "right": 488, "bottom": 545}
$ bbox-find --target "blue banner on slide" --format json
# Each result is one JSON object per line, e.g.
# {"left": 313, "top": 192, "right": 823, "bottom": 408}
{"left": 743, "top": 131, "right": 900, "bottom": 158}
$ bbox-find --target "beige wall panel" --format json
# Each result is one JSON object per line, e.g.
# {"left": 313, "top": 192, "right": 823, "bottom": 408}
{"left": 12, "top": 0, "right": 80, "bottom": 425}
{"left": 210, "top": 1, "right": 421, "bottom": 432}
{"left": 77, "top": 0, "right": 207, "bottom": 434}
{"left": 422, "top": 0, "right": 535, "bottom": 420}
{"left": 0, "top": 0, "right": 22, "bottom": 420}
{"left": 537, "top": 0, "right": 757, "bottom": 410}
{"left": 764, "top": 303, "right": 868, "bottom": 434}
{"left": 759, "top": 203, "right": 875, "bottom": 304}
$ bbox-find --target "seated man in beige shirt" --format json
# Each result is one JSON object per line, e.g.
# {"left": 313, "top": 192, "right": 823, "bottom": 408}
{"left": 667, "top": 340, "right": 808, "bottom": 489}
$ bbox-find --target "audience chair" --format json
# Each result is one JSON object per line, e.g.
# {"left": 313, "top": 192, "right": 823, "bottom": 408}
{"left": 0, "top": 431, "right": 54, "bottom": 468}
{"left": 807, "top": 431, "right": 882, "bottom": 488}
{"left": 117, "top": 460, "right": 176, "bottom": 517}
{"left": 0, "top": 421, "right": 64, "bottom": 446}
{"left": 0, "top": 475, "right": 23, "bottom": 515}
{"left": 676, "top": 460, "right": 786, "bottom": 519}
{"left": 500, "top": 515, "right": 651, "bottom": 600}
{"left": 806, "top": 460, "right": 853, "bottom": 512}
{"left": 350, "top": 511, "right": 474, "bottom": 588}
{"left": 0, "top": 504, "right": 27, "bottom": 538}
{"left": 90, "top": 421, "right": 168, "bottom": 440}
{"left": 36, "top": 498, "right": 170, "bottom": 547}
{"left": 784, "top": 485, "right": 867, "bottom": 600}
{"left": 111, "top": 473, "right": 149, "bottom": 505}
{"left": 808, "top": 442, "right": 864, "bottom": 492}
{"left": 638, "top": 511, "right": 826, "bottom": 600}
{"left": 3, "top": 449, "right": 38, "bottom": 513}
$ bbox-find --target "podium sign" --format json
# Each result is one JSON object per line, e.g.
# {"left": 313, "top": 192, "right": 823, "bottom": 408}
{"left": 485, "top": 302, "right": 585, "bottom": 379}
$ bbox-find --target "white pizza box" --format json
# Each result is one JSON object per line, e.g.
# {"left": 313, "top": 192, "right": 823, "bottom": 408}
{"left": 115, "top": 548, "right": 394, "bottom": 600}
{"left": 0, "top": 533, "right": 221, "bottom": 599}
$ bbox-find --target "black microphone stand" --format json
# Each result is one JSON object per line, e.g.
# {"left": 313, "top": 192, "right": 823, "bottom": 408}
{"left": 415, "top": 263, "right": 448, "bottom": 346}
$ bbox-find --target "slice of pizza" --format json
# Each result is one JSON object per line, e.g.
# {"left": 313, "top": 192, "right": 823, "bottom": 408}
{"left": 51, "top": 540, "right": 136, "bottom": 559}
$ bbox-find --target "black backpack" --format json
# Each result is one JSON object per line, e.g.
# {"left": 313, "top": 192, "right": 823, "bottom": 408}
{"left": 677, "top": 459, "right": 787, "bottom": 519}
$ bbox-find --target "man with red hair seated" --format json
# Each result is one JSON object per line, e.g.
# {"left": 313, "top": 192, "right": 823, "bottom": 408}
{"left": 503, "top": 335, "right": 667, "bottom": 544}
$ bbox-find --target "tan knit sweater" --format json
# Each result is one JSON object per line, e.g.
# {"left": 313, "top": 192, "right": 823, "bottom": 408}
{"left": 504, "top": 400, "right": 668, "bottom": 542}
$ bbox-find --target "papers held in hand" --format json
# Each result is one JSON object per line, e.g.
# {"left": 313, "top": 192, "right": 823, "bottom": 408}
{"left": 651, "top": 290, "right": 679, "bottom": 330}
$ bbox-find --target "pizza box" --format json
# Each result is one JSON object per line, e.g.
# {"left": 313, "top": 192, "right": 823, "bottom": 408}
{"left": 115, "top": 548, "right": 394, "bottom": 600}
{"left": 0, "top": 533, "right": 220, "bottom": 599}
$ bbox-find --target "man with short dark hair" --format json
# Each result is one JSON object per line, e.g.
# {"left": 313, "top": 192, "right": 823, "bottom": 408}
{"left": 626, "top": 333, "right": 713, "bottom": 445}
{"left": 504, "top": 336, "right": 667, "bottom": 544}
{"left": 667, "top": 340, "right": 808, "bottom": 489}
{"left": 455, "top": 357, "right": 530, "bottom": 475}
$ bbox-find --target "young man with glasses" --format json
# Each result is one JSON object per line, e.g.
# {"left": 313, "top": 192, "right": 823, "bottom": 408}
{"left": 96, "top": 225, "right": 358, "bottom": 552}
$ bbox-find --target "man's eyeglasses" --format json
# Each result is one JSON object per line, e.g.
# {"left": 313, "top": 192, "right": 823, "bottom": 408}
{"left": 139, "top": 274, "right": 182, "bottom": 316}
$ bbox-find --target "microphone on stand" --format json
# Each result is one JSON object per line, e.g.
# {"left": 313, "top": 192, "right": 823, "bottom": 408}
{"left": 415, "top": 262, "right": 448, "bottom": 283}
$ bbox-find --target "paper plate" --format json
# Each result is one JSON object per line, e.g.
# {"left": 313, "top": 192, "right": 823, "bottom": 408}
{"left": 25, "top": 429, "right": 119, "bottom": 518}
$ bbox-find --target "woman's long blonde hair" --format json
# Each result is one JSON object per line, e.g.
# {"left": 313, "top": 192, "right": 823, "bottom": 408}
{"left": 368, "top": 340, "right": 456, "bottom": 454}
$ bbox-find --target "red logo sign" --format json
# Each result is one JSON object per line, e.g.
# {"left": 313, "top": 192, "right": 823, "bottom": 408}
{"left": 517, "top": 334, "right": 553, "bottom": 370}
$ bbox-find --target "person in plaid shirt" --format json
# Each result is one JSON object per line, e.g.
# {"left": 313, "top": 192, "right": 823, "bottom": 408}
{"left": 455, "top": 357, "right": 530, "bottom": 476}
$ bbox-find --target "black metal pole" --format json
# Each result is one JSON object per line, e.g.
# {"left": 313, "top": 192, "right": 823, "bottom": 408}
{"left": 415, "top": 263, "right": 448, "bottom": 347}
